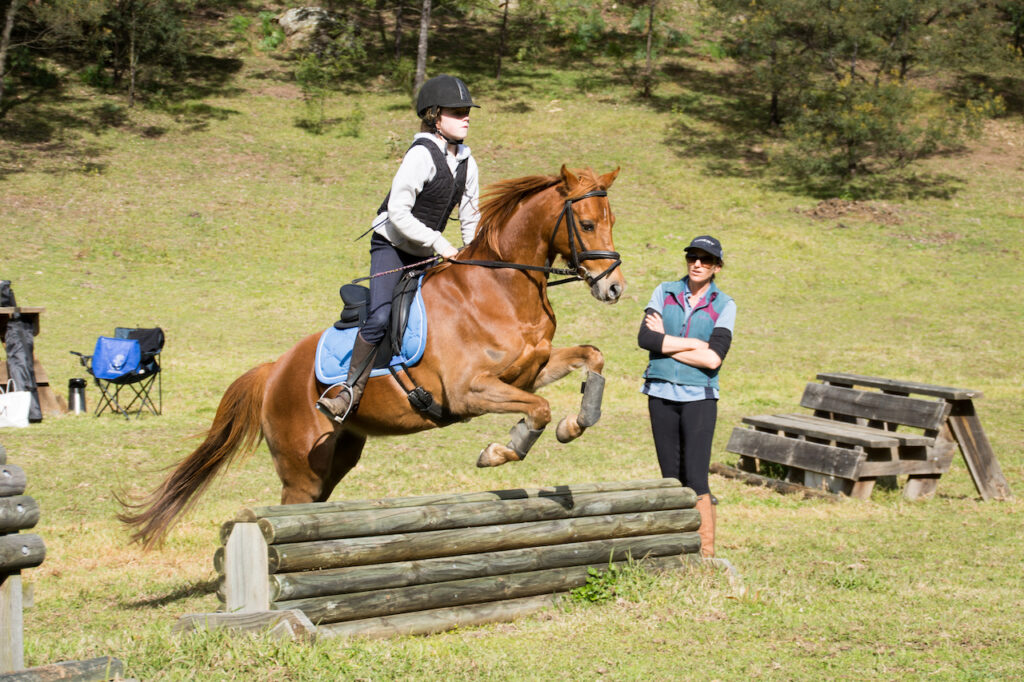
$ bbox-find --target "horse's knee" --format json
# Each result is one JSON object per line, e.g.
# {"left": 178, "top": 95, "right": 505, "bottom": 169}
{"left": 526, "top": 402, "right": 551, "bottom": 430}
{"left": 583, "top": 346, "right": 605, "bottom": 373}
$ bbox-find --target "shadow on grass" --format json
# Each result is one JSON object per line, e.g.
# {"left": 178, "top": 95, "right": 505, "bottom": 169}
{"left": 769, "top": 169, "right": 968, "bottom": 201}
{"left": 650, "top": 60, "right": 775, "bottom": 181}
{"left": 0, "top": 53, "right": 245, "bottom": 179}
{"left": 122, "top": 577, "right": 221, "bottom": 609}
{"left": 645, "top": 58, "right": 971, "bottom": 200}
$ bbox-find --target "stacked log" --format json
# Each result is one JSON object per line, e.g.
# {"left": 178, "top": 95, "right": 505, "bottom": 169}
{"left": 0, "top": 443, "right": 127, "bottom": 679}
{"left": 211, "top": 478, "right": 702, "bottom": 638}
{"left": 0, "top": 442, "right": 46, "bottom": 673}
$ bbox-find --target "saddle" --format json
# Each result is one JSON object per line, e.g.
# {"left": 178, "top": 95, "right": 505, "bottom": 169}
{"left": 318, "top": 272, "right": 455, "bottom": 423}
{"left": 333, "top": 272, "right": 421, "bottom": 368}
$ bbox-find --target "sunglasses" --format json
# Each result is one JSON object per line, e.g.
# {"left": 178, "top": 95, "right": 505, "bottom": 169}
{"left": 685, "top": 253, "right": 719, "bottom": 266}
{"left": 442, "top": 107, "right": 472, "bottom": 118}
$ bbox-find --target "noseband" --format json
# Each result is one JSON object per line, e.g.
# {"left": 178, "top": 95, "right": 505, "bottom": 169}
{"left": 449, "top": 187, "right": 622, "bottom": 288}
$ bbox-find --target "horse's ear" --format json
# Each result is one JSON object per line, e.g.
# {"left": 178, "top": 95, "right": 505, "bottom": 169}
{"left": 560, "top": 164, "right": 580, "bottom": 192}
{"left": 599, "top": 167, "right": 620, "bottom": 189}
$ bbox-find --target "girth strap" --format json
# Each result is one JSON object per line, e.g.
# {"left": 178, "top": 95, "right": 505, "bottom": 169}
{"left": 387, "top": 362, "right": 459, "bottom": 424}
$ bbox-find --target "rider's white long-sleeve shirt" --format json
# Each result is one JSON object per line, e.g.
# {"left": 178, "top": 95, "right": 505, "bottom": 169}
{"left": 371, "top": 133, "right": 480, "bottom": 257}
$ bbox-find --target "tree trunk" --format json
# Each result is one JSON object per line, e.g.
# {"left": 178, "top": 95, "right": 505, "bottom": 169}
{"left": 496, "top": 0, "right": 509, "bottom": 80}
{"left": 375, "top": 0, "right": 387, "bottom": 50}
{"left": 254, "top": 487, "right": 696, "bottom": 545}
{"left": 129, "top": 1, "right": 137, "bottom": 107}
{"left": 642, "top": 0, "right": 656, "bottom": 97}
{"left": 269, "top": 533, "right": 697, "bottom": 601}
{"left": 414, "top": 0, "right": 431, "bottom": 94}
{"left": 0, "top": 0, "right": 25, "bottom": 116}
{"left": 768, "top": 44, "right": 781, "bottom": 127}
{"left": 393, "top": 3, "right": 403, "bottom": 60}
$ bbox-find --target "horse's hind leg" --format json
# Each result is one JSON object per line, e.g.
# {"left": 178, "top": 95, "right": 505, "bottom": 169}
{"left": 531, "top": 345, "right": 606, "bottom": 444}
{"left": 266, "top": 427, "right": 365, "bottom": 504}
{"left": 263, "top": 368, "right": 364, "bottom": 504}
{"left": 320, "top": 430, "right": 366, "bottom": 500}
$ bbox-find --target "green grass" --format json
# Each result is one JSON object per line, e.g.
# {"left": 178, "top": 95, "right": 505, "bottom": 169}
{"left": 2, "top": 26, "right": 1024, "bottom": 681}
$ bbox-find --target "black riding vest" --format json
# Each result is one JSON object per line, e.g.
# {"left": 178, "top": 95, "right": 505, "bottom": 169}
{"left": 377, "top": 138, "right": 468, "bottom": 234}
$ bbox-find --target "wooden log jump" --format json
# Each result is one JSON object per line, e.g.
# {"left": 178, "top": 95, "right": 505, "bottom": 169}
{"left": 0, "top": 443, "right": 126, "bottom": 680}
{"left": 182, "top": 479, "right": 706, "bottom": 639}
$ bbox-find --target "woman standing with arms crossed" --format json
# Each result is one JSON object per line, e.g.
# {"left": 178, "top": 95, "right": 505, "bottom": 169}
{"left": 317, "top": 74, "right": 481, "bottom": 424}
{"left": 637, "top": 235, "right": 736, "bottom": 557}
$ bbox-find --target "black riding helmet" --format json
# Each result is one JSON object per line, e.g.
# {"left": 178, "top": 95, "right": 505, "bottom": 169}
{"left": 416, "top": 75, "right": 479, "bottom": 118}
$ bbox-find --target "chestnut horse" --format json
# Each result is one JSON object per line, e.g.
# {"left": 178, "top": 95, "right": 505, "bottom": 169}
{"left": 120, "top": 165, "right": 624, "bottom": 548}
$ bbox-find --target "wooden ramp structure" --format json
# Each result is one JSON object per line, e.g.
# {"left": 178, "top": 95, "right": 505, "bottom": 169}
{"left": 726, "top": 373, "right": 1012, "bottom": 501}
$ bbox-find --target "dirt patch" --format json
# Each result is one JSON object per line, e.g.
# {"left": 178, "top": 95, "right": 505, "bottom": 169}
{"left": 256, "top": 84, "right": 302, "bottom": 100}
{"left": 891, "top": 228, "right": 962, "bottom": 246}
{"left": 798, "top": 198, "right": 904, "bottom": 225}
{"left": 967, "top": 119, "right": 1024, "bottom": 170}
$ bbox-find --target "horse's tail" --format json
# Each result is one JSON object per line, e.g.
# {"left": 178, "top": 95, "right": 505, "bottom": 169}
{"left": 117, "top": 362, "right": 272, "bottom": 550}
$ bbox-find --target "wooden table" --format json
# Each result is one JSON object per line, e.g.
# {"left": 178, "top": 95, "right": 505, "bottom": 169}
{"left": 0, "top": 307, "right": 67, "bottom": 416}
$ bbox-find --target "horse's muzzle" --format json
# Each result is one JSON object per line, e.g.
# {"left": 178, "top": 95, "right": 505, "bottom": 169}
{"left": 589, "top": 273, "right": 624, "bottom": 303}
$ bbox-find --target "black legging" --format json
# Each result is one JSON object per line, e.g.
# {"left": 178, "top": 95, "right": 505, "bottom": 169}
{"left": 361, "top": 234, "right": 428, "bottom": 346}
{"left": 647, "top": 395, "right": 717, "bottom": 496}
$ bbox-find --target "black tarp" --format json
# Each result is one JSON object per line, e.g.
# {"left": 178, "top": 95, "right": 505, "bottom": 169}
{"left": 1, "top": 281, "right": 42, "bottom": 422}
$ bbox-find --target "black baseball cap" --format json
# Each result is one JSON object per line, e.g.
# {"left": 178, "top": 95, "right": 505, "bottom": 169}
{"left": 684, "top": 235, "right": 723, "bottom": 261}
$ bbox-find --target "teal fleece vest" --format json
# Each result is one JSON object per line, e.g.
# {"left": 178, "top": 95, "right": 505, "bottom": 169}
{"left": 644, "top": 279, "right": 732, "bottom": 389}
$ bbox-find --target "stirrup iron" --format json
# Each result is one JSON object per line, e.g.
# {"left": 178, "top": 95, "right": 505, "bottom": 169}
{"left": 316, "top": 383, "right": 355, "bottom": 425}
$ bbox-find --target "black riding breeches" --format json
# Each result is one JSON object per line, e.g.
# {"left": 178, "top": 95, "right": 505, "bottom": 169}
{"left": 647, "top": 395, "right": 717, "bottom": 496}
{"left": 362, "top": 234, "right": 424, "bottom": 346}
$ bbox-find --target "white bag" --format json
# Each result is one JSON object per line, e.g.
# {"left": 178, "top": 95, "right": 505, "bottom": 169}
{"left": 0, "top": 380, "right": 31, "bottom": 428}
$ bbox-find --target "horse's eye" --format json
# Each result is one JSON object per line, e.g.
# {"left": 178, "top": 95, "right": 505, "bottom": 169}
{"left": 581, "top": 221, "right": 596, "bottom": 232}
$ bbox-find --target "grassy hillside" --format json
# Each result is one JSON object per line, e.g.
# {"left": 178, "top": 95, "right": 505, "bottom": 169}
{"left": 2, "top": 11, "right": 1023, "bottom": 679}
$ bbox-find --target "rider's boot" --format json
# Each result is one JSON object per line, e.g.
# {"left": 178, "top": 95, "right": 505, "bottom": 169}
{"left": 695, "top": 493, "right": 717, "bottom": 558}
{"left": 316, "top": 333, "right": 378, "bottom": 424}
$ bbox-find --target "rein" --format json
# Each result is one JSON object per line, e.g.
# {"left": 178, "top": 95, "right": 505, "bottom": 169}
{"left": 349, "top": 188, "right": 621, "bottom": 288}
{"left": 349, "top": 256, "right": 441, "bottom": 284}
{"left": 451, "top": 189, "right": 622, "bottom": 287}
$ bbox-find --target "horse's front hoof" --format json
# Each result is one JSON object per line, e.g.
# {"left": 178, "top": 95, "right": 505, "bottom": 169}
{"left": 555, "top": 415, "right": 584, "bottom": 443}
{"left": 476, "top": 443, "right": 519, "bottom": 467}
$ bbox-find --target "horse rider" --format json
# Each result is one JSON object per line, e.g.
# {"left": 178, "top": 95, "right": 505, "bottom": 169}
{"left": 316, "top": 74, "right": 482, "bottom": 423}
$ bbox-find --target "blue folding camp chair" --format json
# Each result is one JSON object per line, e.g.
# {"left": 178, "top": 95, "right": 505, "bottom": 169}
{"left": 71, "top": 327, "right": 164, "bottom": 418}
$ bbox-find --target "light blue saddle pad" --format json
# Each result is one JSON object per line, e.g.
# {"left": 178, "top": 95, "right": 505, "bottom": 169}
{"left": 314, "top": 282, "right": 428, "bottom": 385}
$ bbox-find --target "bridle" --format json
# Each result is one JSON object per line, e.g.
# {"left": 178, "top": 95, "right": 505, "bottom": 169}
{"left": 549, "top": 189, "right": 621, "bottom": 286}
{"left": 453, "top": 188, "right": 622, "bottom": 287}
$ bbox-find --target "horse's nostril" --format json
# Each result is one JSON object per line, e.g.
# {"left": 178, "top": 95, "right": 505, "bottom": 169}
{"left": 609, "top": 283, "right": 622, "bottom": 299}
